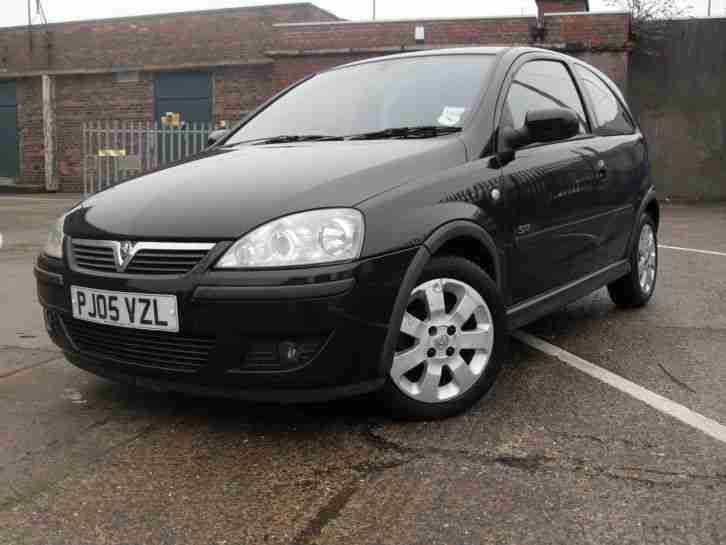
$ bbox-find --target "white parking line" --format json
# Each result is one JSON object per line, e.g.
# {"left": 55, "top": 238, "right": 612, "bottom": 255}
{"left": 513, "top": 331, "right": 726, "bottom": 445}
{"left": 659, "top": 245, "right": 726, "bottom": 258}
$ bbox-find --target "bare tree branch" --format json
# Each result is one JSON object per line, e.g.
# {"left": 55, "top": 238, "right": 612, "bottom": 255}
{"left": 606, "top": 0, "right": 693, "bottom": 50}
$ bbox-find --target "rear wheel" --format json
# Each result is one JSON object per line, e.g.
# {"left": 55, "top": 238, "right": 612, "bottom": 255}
{"left": 381, "top": 256, "right": 508, "bottom": 420}
{"left": 608, "top": 213, "right": 658, "bottom": 308}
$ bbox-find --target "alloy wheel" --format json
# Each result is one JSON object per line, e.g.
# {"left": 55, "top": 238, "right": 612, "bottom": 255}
{"left": 638, "top": 223, "right": 657, "bottom": 295}
{"left": 390, "top": 278, "right": 495, "bottom": 404}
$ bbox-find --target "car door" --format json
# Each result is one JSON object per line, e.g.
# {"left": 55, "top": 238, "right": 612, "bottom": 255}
{"left": 572, "top": 64, "right": 644, "bottom": 266}
{"left": 497, "top": 58, "right": 604, "bottom": 304}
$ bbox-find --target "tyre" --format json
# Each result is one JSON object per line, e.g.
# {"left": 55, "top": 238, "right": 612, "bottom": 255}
{"left": 381, "top": 256, "right": 509, "bottom": 420}
{"left": 608, "top": 213, "right": 658, "bottom": 308}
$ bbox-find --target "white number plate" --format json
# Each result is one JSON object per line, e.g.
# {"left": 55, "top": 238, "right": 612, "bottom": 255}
{"left": 71, "top": 286, "right": 179, "bottom": 332}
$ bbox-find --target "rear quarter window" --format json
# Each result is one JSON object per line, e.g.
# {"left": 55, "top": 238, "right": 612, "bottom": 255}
{"left": 574, "top": 65, "right": 636, "bottom": 136}
{"left": 501, "top": 60, "right": 589, "bottom": 135}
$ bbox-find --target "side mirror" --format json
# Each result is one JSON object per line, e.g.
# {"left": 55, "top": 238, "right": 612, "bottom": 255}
{"left": 502, "top": 108, "right": 580, "bottom": 151}
{"left": 207, "top": 129, "right": 230, "bottom": 148}
{"left": 524, "top": 108, "right": 580, "bottom": 145}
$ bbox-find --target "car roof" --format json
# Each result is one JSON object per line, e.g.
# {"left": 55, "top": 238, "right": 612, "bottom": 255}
{"left": 324, "top": 46, "right": 568, "bottom": 73}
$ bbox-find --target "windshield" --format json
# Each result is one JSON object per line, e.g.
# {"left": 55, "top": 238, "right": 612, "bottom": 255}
{"left": 226, "top": 55, "right": 496, "bottom": 144}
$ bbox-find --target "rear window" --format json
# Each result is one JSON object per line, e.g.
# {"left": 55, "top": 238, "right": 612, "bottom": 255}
{"left": 574, "top": 65, "right": 636, "bottom": 136}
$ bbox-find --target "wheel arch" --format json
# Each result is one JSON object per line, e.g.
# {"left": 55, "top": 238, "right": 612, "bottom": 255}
{"left": 627, "top": 188, "right": 659, "bottom": 256}
{"left": 377, "top": 220, "right": 503, "bottom": 375}
{"left": 424, "top": 221, "right": 502, "bottom": 289}
{"left": 644, "top": 199, "right": 660, "bottom": 230}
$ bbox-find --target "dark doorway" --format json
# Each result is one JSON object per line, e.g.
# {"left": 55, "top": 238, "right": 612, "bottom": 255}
{"left": 154, "top": 72, "right": 213, "bottom": 163}
{"left": 154, "top": 72, "right": 213, "bottom": 125}
{"left": 0, "top": 81, "right": 19, "bottom": 179}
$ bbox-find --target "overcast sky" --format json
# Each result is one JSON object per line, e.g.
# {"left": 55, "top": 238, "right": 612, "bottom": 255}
{"left": 2, "top": 0, "right": 721, "bottom": 28}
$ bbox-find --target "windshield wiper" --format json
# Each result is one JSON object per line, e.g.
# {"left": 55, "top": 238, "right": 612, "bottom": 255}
{"left": 251, "top": 134, "right": 345, "bottom": 145}
{"left": 346, "top": 126, "right": 463, "bottom": 140}
{"left": 222, "top": 127, "right": 461, "bottom": 147}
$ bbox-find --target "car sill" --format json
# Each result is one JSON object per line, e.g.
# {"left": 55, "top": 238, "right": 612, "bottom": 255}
{"left": 506, "top": 260, "right": 630, "bottom": 331}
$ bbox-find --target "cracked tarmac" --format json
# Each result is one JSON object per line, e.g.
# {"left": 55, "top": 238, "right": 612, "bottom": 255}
{"left": 1, "top": 196, "right": 725, "bottom": 545}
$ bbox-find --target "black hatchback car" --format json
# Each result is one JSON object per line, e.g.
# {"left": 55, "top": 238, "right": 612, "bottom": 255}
{"left": 36, "top": 47, "right": 659, "bottom": 419}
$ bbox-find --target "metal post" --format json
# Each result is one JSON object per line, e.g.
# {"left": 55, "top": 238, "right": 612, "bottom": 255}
{"left": 105, "top": 120, "right": 110, "bottom": 190}
{"left": 27, "top": 0, "right": 33, "bottom": 52}
{"left": 145, "top": 122, "right": 149, "bottom": 169}
{"left": 152, "top": 122, "right": 158, "bottom": 170}
{"left": 82, "top": 122, "right": 87, "bottom": 196}
{"left": 176, "top": 123, "right": 181, "bottom": 162}
{"left": 42, "top": 74, "right": 57, "bottom": 191}
{"left": 92, "top": 123, "right": 95, "bottom": 193}
{"left": 113, "top": 120, "right": 119, "bottom": 186}
{"left": 94, "top": 121, "right": 100, "bottom": 194}
{"left": 373, "top": 0, "right": 376, "bottom": 20}
{"left": 708, "top": 0, "right": 712, "bottom": 16}
{"left": 134, "top": 121, "right": 139, "bottom": 173}
{"left": 161, "top": 123, "right": 167, "bottom": 166}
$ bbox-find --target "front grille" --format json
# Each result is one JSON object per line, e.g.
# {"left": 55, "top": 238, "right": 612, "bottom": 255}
{"left": 71, "top": 242, "right": 117, "bottom": 273}
{"left": 70, "top": 239, "right": 214, "bottom": 276}
{"left": 64, "top": 318, "right": 215, "bottom": 373}
{"left": 124, "top": 248, "right": 211, "bottom": 275}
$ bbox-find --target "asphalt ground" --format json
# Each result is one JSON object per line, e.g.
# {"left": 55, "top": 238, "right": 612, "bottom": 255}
{"left": 1, "top": 195, "right": 725, "bottom": 545}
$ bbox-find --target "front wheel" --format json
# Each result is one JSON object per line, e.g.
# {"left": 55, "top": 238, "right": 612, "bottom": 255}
{"left": 608, "top": 213, "right": 658, "bottom": 308}
{"left": 380, "top": 256, "right": 509, "bottom": 420}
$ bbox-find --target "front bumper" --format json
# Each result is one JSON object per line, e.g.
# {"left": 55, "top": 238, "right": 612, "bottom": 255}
{"left": 35, "top": 245, "right": 418, "bottom": 402}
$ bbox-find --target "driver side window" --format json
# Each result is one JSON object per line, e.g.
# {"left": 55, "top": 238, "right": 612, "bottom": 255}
{"left": 500, "top": 60, "right": 589, "bottom": 144}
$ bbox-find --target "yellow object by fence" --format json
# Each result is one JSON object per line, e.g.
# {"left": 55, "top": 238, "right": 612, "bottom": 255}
{"left": 97, "top": 149, "right": 127, "bottom": 157}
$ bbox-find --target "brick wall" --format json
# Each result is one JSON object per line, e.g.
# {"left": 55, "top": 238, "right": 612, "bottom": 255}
{"left": 272, "top": 18, "right": 535, "bottom": 52}
{"left": 214, "top": 65, "right": 276, "bottom": 125}
{"left": 16, "top": 78, "right": 44, "bottom": 187}
{"left": 0, "top": 4, "right": 338, "bottom": 75}
{"left": 535, "top": 0, "right": 589, "bottom": 15}
{"left": 54, "top": 72, "right": 155, "bottom": 191}
{"left": 0, "top": 3, "right": 337, "bottom": 192}
{"left": 273, "top": 13, "right": 630, "bottom": 54}
{"left": 545, "top": 13, "right": 631, "bottom": 49}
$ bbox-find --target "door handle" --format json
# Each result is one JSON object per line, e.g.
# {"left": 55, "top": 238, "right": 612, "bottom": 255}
{"left": 596, "top": 160, "right": 608, "bottom": 182}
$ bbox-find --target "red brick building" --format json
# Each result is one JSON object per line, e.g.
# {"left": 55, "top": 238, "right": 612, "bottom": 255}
{"left": 0, "top": 0, "right": 630, "bottom": 192}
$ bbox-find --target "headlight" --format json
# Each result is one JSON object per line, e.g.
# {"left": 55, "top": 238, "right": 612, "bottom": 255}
{"left": 43, "top": 216, "right": 65, "bottom": 259}
{"left": 217, "top": 209, "right": 364, "bottom": 268}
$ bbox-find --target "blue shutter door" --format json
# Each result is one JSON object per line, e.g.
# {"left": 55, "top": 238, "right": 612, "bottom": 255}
{"left": 154, "top": 72, "right": 213, "bottom": 124}
{"left": 0, "top": 81, "right": 19, "bottom": 179}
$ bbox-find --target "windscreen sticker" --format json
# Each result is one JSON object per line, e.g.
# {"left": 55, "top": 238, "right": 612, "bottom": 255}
{"left": 438, "top": 107, "right": 467, "bottom": 127}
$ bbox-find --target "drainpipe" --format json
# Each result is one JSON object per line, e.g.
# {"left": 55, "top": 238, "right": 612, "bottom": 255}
{"left": 27, "top": 0, "right": 34, "bottom": 52}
